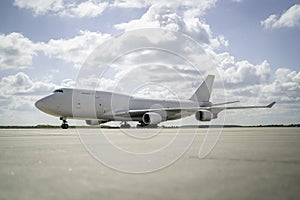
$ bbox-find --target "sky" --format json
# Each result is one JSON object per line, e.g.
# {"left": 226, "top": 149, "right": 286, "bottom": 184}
{"left": 0, "top": 0, "right": 299, "bottom": 126}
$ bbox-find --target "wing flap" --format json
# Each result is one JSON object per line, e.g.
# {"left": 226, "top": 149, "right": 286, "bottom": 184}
{"left": 211, "top": 100, "right": 240, "bottom": 106}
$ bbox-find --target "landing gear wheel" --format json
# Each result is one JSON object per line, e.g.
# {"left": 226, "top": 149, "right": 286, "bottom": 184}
{"left": 61, "top": 123, "right": 69, "bottom": 129}
{"left": 136, "top": 122, "right": 158, "bottom": 128}
{"left": 60, "top": 117, "right": 69, "bottom": 129}
{"left": 136, "top": 121, "right": 145, "bottom": 128}
{"left": 120, "top": 122, "right": 130, "bottom": 128}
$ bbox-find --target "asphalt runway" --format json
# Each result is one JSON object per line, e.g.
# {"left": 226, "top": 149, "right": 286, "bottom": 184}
{"left": 0, "top": 128, "right": 299, "bottom": 200}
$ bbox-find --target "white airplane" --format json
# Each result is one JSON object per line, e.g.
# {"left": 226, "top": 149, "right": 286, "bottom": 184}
{"left": 35, "top": 75, "right": 276, "bottom": 129}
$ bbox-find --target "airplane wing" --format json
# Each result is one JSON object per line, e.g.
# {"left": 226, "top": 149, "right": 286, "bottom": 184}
{"left": 210, "top": 100, "right": 240, "bottom": 106}
{"left": 114, "top": 101, "right": 276, "bottom": 118}
{"left": 213, "top": 101, "right": 276, "bottom": 110}
{"left": 209, "top": 101, "right": 276, "bottom": 116}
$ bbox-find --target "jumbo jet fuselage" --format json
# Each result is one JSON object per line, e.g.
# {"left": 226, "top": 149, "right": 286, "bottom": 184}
{"left": 35, "top": 88, "right": 205, "bottom": 123}
{"left": 35, "top": 75, "right": 275, "bottom": 129}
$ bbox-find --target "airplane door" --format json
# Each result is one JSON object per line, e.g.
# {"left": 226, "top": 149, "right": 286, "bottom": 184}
{"left": 72, "top": 90, "right": 96, "bottom": 118}
{"left": 75, "top": 100, "right": 81, "bottom": 109}
{"left": 95, "top": 94, "right": 105, "bottom": 118}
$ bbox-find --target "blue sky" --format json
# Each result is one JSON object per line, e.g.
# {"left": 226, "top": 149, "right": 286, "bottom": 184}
{"left": 206, "top": 0, "right": 300, "bottom": 70}
{"left": 0, "top": 0, "right": 299, "bottom": 126}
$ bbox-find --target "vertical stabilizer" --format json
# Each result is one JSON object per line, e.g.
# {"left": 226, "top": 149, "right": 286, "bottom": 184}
{"left": 189, "top": 75, "right": 215, "bottom": 102}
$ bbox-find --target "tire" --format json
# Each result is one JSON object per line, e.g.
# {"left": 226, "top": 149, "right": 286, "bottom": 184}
{"left": 120, "top": 124, "right": 130, "bottom": 128}
{"left": 61, "top": 124, "right": 69, "bottom": 129}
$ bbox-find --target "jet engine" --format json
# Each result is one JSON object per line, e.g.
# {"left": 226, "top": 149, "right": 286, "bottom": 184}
{"left": 142, "top": 112, "right": 162, "bottom": 125}
{"left": 195, "top": 110, "right": 213, "bottom": 121}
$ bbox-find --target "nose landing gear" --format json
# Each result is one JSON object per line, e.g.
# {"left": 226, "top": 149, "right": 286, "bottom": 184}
{"left": 60, "top": 117, "right": 69, "bottom": 129}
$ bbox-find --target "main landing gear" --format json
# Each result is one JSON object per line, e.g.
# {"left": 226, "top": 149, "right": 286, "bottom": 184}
{"left": 136, "top": 121, "right": 158, "bottom": 128}
{"left": 60, "top": 117, "right": 69, "bottom": 129}
{"left": 120, "top": 121, "right": 131, "bottom": 128}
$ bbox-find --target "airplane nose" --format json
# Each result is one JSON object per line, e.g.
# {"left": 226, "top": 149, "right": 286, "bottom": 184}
{"left": 35, "top": 99, "right": 44, "bottom": 110}
{"left": 35, "top": 94, "right": 59, "bottom": 116}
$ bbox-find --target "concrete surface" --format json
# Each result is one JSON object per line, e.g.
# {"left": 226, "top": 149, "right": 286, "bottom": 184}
{"left": 0, "top": 128, "right": 299, "bottom": 200}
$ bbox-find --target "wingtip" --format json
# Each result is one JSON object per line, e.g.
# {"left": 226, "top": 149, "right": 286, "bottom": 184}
{"left": 267, "top": 101, "right": 276, "bottom": 108}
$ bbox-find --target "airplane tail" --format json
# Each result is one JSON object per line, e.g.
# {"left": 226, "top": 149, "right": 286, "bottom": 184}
{"left": 189, "top": 75, "right": 215, "bottom": 102}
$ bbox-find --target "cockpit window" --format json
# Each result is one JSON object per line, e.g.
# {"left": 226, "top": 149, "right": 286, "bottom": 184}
{"left": 53, "top": 89, "right": 63, "bottom": 93}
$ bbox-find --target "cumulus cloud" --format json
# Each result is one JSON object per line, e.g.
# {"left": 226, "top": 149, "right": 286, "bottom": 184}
{"left": 261, "top": 4, "right": 300, "bottom": 29}
{"left": 13, "top": 0, "right": 108, "bottom": 18}
{"left": 214, "top": 50, "right": 300, "bottom": 105}
{"left": 73, "top": 27, "right": 222, "bottom": 103}
{"left": 115, "top": 3, "right": 228, "bottom": 48}
{"left": 0, "top": 31, "right": 111, "bottom": 70}
{"left": 41, "top": 30, "right": 111, "bottom": 68}
{"left": 0, "top": 32, "right": 40, "bottom": 70}
{"left": 0, "top": 72, "right": 56, "bottom": 96}
{"left": 0, "top": 72, "right": 54, "bottom": 113}
{"left": 13, "top": 0, "right": 217, "bottom": 18}
{"left": 13, "top": 0, "right": 63, "bottom": 16}
{"left": 216, "top": 52, "right": 271, "bottom": 87}
{"left": 115, "top": 4, "right": 183, "bottom": 32}
{"left": 60, "top": 0, "right": 108, "bottom": 18}
{"left": 112, "top": 0, "right": 216, "bottom": 11}
{"left": 261, "top": 68, "right": 300, "bottom": 103}
{"left": 0, "top": 72, "right": 78, "bottom": 114}
{"left": 110, "top": 0, "right": 148, "bottom": 9}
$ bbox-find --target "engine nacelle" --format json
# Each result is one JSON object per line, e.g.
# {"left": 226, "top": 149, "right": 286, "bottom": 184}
{"left": 85, "top": 120, "right": 108, "bottom": 125}
{"left": 195, "top": 110, "right": 213, "bottom": 121}
{"left": 142, "top": 112, "right": 162, "bottom": 125}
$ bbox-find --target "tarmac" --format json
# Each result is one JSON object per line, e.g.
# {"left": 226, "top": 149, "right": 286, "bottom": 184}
{"left": 0, "top": 127, "right": 299, "bottom": 200}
